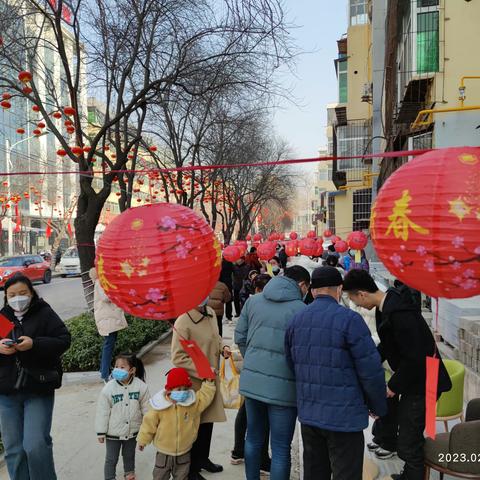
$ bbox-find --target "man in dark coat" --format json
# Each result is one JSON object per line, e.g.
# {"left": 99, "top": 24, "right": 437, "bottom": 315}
{"left": 220, "top": 258, "right": 234, "bottom": 321}
{"left": 285, "top": 266, "right": 386, "bottom": 480}
{"left": 232, "top": 257, "right": 251, "bottom": 317}
{"left": 343, "top": 270, "right": 452, "bottom": 480}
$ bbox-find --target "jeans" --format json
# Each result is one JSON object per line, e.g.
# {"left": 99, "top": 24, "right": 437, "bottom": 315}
{"left": 232, "top": 403, "right": 270, "bottom": 469}
{"left": 397, "top": 394, "right": 425, "bottom": 480}
{"left": 372, "top": 395, "right": 399, "bottom": 451}
{"left": 104, "top": 437, "right": 136, "bottom": 480}
{"left": 100, "top": 331, "right": 118, "bottom": 380}
{"left": 245, "top": 398, "right": 297, "bottom": 480}
{"left": 0, "top": 392, "right": 56, "bottom": 480}
{"left": 301, "top": 424, "right": 364, "bottom": 480}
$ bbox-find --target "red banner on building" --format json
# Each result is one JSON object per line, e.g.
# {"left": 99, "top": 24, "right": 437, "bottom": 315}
{"left": 47, "top": 0, "right": 74, "bottom": 25}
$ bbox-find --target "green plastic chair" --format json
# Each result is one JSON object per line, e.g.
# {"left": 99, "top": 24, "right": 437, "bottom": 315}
{"left": 436, "top": 359, "right": 465, "bottom": 432}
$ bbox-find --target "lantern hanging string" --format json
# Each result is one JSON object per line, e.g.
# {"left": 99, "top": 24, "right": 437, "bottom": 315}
{"left": 0, "top": 148, "right": 432, "bottom": 177}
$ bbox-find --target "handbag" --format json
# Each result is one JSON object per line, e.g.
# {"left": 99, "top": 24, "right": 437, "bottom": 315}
{"left": 14, "top": 358, "right": 60, "bottom": 391}
{"left": 219, "top": 356, "right": 243, "bottom": 409}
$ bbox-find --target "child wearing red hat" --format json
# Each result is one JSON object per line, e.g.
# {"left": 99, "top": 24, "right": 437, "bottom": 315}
{"left": 137, "top": 367, "right": 215, "bottom": 480}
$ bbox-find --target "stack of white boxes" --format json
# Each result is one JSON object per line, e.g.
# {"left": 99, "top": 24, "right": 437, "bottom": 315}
{"left": 458, "top": 316, "right": 480, "bottom": 374}
{"left": 432, "top": 296, "right": 480, "bottom": 349}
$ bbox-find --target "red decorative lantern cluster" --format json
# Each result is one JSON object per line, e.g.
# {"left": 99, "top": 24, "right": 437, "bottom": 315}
{"left": 257, "top": 241, "right": 277, "bottom": 261}
{"left": 347, "top": 231, "right": 368, "bottom": 250}
{"left": 96, "top": 203, "right": 222, "bottom": 319}
{"left": 371, "top": 147, "right": 480, "bottom": 299}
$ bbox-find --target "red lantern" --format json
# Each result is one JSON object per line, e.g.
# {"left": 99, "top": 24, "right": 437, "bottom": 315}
{"left": 285, "top": 240, "right": 298, "bottom": 257}
{"left": 64, "top": 119, "right": 74, "bottom": 127}
{"left": 334, "top": 240, "right": 348, "bottom": 253}
{"left": 223, "top": 245, "right": 242, "bottom": 263}
{"left": 330, "top": 235, "right": 340, "bottom": 244}
{"left": 2, "top": 93, "right": 11, "bottom": 100}
{"left": 32, "top": 105, "right": 40, "bottom": 112}
{"left": 257, "top": 241, "right": 277, "bottom": 261}
{"left": 289, "top": 232, "right": 298, "bottom": 240}
{"left": 71, "top": 146, "right": 84, "bottom": 156}
{"left": 149, "top": 146, "right": 157, "bottom": 152}
{"left": 18, "top": 71, "right": 33, "bottom": 83}
{"left": 66, "top": 126, "right": 75, "bottom": 134}
{"left": 306, "top": 230, "right": 316, "bottom": 239}
{"left": 63, "top": 106, "right": 76, "bottom": 116}
{"left": 299, "top": 238, "right": 317, "bottom": 257}
{"left": 347, "top": 231, "right": 368, "bottom": 251}
{"left": 57, "top": 149, "right": 67, "bottom": 157}
{"left": 96, "top": 203, "right": 222, "bottom": 319}
{"left": 314, "top": 240, "right": 324, "bottom": 257}
{"left": 37, "top": 121, "right": 46, "bottom": 129}
{"left": 323, "top": 229, "right": 332, "bottom": 238}
{"left": 16, "top": 128, "right": 25, "bottom": 135}
{"left": 52, "top": 111, "right": 62, "bottom": 119}
{"left": 83, "top": 146, "right": 92, "bottom": 153}
{"left": 234, "top": 240, "right": 248, "bottom": 252}
{"left": 371, "top": 147, "right": 480, "bottom": 299}
{"left": 33, "top": 129, "right": 42, "bottom": 136}
{"left": 253, "top": 233, "right": 262, "bottom": 242}
{"left": 22, "top": 86, "right": 33, "bottom": 95}
{"left": 246, "top": 234, "right": 252, "bottom": 241}
{"left": 1, "top": 100, "right": 11, "bottom": 110}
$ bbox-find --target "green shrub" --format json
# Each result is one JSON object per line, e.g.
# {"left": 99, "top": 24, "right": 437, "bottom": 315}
{"left": 61, "top": 313, "right": 170, "bottom": 372}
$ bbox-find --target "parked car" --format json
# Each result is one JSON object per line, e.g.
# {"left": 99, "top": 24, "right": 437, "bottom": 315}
{"left": 59, "top": 247, "right": 81, "bottom": 277}
{"left": 0, "top": 255, "right": 52, "bottom": 287}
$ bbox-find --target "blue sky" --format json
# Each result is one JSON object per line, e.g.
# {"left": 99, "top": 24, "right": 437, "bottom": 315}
{"left": 273, "top": 0, "right": 347, "bottom": 158}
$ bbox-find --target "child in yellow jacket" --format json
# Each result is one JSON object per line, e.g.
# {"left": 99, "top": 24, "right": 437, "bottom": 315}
{"left": 137, "top": 367, "right": 215, "bottom": 480}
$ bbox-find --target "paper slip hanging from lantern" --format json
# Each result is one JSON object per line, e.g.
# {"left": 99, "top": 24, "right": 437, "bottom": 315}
{"left": 95, "top": 203, "right": 221, "bottom": 320}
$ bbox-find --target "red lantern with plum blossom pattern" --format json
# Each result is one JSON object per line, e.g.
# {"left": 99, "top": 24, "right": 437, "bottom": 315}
{"left": 257, "top": 241, "right": 277, "bottom": 261}
{"left": 334, "top": 240, "right": 348, "bottom": 253}
{"left": 95, "top": 203, "right": 222, "bottom": 320}
{"left": 223, "top": 246, "right": 242, "bottom": 263}
{"left": 371, "top": 147, "right": 480, "bottom": 299}
{"left": 299, "top": 238, "right": 317, "bottom": 257}
{"left": 347, "top": 231, "right": 368, "bottom": 250}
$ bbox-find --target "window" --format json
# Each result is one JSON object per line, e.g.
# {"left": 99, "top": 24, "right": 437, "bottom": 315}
{"left": 353, "top": 188, "right": 372, "bottom": 231}
{"left": 350, "top": 0, "right": 368, "bottom": 26}
{"left": 338, "top": 59, "right": 348, "bottom": 104}
{"left": 417, "top": 0, "right": 438, "bottom": 7}
{"left": 417, "top": 11, "right": 439, "bottom": 73}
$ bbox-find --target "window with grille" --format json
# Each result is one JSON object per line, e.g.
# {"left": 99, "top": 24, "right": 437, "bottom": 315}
{"left": 353, "top": 188, "right": 372, "bottom": 231}
{"left": 328, "top": 195, "right": 336, "bottom": 233}
{"left": 350, "top": 0, "right": 368, "bottom": 26}
{"left": 417, "top": 11, "right": 439, "bottom": 73}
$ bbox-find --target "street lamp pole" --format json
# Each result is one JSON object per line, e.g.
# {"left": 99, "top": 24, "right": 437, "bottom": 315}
{"left": 4, "top": 133, "right": 47, "bottom": 256}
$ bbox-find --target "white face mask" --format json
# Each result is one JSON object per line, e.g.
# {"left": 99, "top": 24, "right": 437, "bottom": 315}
{"left": 8, "top": 295, "right": 32, "bottom": 312}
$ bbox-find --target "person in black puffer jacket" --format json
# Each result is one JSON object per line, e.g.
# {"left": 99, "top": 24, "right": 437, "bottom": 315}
{"left": 0, "top": 273, "right": 71, "bottom": 480}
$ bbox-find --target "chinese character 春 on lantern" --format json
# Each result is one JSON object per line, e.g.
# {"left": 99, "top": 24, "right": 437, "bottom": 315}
{"left": 95, "top": 203, "right": 222, "bottom": 319}
{"left": 371, "top": 147, "right": 480, "bottom": 299}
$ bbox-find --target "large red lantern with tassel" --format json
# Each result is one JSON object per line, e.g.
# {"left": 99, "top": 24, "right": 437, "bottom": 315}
{"left": 223, "top": 246, "right": 242, "bottom": 263}
{"left": 96, "top": 203, "right": 221, "bottom": 319}
{"left": 257, "top": 241, "right": 277, "bottom": 261}
{"left": 371, "top": 147, "right": 480, "bottom": 299}
{"left": 299, "top": 238, "right": 317, "bottom": 257}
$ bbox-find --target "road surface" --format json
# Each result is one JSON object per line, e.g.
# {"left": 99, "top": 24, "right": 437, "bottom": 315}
{"left": 35, "top": 277, "right": 87, "bottom": 320}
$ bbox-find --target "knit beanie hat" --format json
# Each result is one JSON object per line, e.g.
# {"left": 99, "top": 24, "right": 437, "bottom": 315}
{"left": 165, "top": 368, "right": 192, "bottom": 390}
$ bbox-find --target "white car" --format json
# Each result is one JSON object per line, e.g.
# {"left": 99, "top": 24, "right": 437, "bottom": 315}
{"left": 59, "top": 247, "right": 81, "bottom": 277}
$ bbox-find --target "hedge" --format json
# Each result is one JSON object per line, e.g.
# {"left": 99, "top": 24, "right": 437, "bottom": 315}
{"left": 61, "top": 313, "right": 170, "bottom": 372}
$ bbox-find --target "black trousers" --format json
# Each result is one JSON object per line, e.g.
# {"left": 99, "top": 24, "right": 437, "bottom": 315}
{"left": 372, "top": 395, "right": 399, "bottom": 451}
{"left": 301, "top": 424, "right": 364, "bottom": 480}
{"left": 225, "top": 288, "right": 233, "bottom": 320}
{"left": 217, "top": 314, "right": 223, "bottom": 338}
{"left": 232, "top": 402, "right": 270, "bottom": 468}
{"left": 190, "top": 422, "right": 213, "bottom": 474}
{"left": 397, "top": 394, "right": 425, "bottom": 480}
{"left": 233, "top": 289, "right": 242, "bottom": 316}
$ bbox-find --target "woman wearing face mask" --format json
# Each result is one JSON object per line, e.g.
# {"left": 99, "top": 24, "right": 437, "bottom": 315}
{"left": 0, "top": 273, "right": 71, "bottom": 480}
{"left": 171, "top": 298, "right": 230, "bottom": 480}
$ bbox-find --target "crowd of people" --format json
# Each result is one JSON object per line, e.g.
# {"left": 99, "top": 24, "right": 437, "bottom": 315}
{"left": 0, "top": 239, "right": 452, "bottom": 480}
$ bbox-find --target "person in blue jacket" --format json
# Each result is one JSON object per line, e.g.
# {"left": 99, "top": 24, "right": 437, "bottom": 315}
{"left": 285, "top": 266, "right": 387, "bottom": 480}
{"left": 234, "top": 266, "right": 310, "bottom": 480}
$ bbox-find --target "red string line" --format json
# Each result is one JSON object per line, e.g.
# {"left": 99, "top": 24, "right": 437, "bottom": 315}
{"left": 0, "top": 148, "right": 431, "bottom": 177}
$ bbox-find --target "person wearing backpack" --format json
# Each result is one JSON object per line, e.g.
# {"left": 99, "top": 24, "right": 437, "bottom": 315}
{"left": 343, "top": 270, "right": 452, "bottom": 480}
